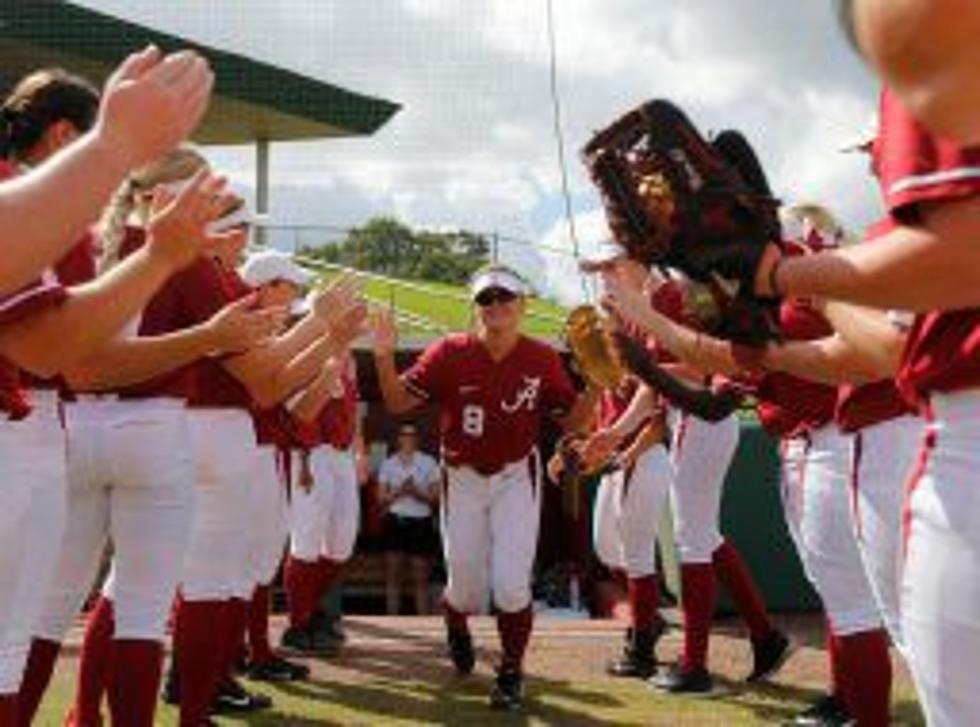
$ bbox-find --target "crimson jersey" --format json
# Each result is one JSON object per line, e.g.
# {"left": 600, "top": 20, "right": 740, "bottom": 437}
{"left": 747, "top": 301, "right": 838, "bottom": 439}
{"left": 403, "top": 333, "right": 577, "bottom": 473}
{"left": 292, "top": 356, "right": 359, "bottom": 451}
{"left": 835, "top": 380, "right": 912, "bottom": 433}
{"left": 869, "top": 89, "right": 980, "bottom": 405}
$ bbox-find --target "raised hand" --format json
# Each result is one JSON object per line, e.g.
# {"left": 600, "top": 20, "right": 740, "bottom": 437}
{"left": 144, "top": 169, "right": 236, "bottom": 271}
{"left": 371, "top": 306, "right": 398, "bottom": 356}
{"left": 580, "top": 428, "right": 623, "bottom": 469}
{"left": 203, "top": 293, "right": 288, "bottom": 354}
{"left": 97, "top": 46, "right": 214, "bottom": 170}
{"left": 310, "top": 273, "right": 365, "bottom": 326}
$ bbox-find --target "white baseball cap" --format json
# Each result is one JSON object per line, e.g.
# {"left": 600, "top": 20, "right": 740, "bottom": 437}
{"left": 578, "top": 239, "right": 628, "bottom": 272}
{"left": 469, "top": 266, "right": 528, "bottom": 300}
{"left": 239, "top": 249, "right": 313, "bottom": 288}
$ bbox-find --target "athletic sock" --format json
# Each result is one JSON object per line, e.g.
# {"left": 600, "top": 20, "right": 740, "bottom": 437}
{"left": 284, "top": 556, "right": 320, "bottom": 629}
{"left": 711, "top": 540, "right": 773, "bottom": 641}
{"left": 626, "top": 575, "right": 660, "bottom": 633}
{"left": 0, "top": 694, "right": 19, "bottom": 727}
{"left": 17, "top": 638, "right": 60, "bottom": 726}
{"left": 69, "top": 596, "right": 115, "bottom": 727}
{"left": 174, "top": 600, "right": 227, "bottom": 727}
{"left": 835, "top": 628, "right": 891, "bottom": 727}
{"left": 107, "top": 640, "right": 163, "bottom": 727}
{"left": 220, "top": 599, "right": 249, "bottom": 677}
{"left": 496, "top": 606, "right": 533, "bottom": 672}
{"left": 680, "top": 563, "right": 717, "bottom": 672}
{"left": 248, "top": 585, "right": 274, "bottom": 665}
{"left": 315, "top": 558, "right": 341, "bottom": 606}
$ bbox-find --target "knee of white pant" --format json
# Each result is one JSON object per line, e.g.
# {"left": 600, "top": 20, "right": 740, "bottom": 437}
{"left": 111, "top": 591, "right": 173, "bottom": 641}
{"left": 443, "top": 581, "right": 484, "bottom": 615}
{"left": 0, "top": 644, "right": 28, "bottom": 694}
{"left": 492, "top": 581, "right": 532, "bottom": 613}
{"left": 289, "top": 531, "right": 322, "bottom": 562}
{"left": 34, "top": 590, "right": 82, "bottom": 643}
{"left": 594, "top": 537, "right": 623, "bottom": 572}
{"left": 675, "top": 530, "right": 723, "bottom": 563}
{"left": 827, "top": 605, "right": 883, "bottom": 636}
{"left": 622, "top": 549, "right": 657, "bottom": 579}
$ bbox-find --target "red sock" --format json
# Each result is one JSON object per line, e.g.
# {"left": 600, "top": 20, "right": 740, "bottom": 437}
{"left": 0, "top": 694, "right": 19, "bottom": 727}
{"left": 284, "top": 557, "right": 319, "bottom": 629}
{"left": 711, "top": 540, "right": 773, "bottom": 642}
{"left": 626, "top": 575, "right": 660, "bottom": 633}
{"left": 106, "top": 640, "right": 163, "bottom": 727}
{"left": 835, "top": 629, "right": 891, "bottom": 727}
{"left": 17, "top": 638, "right": 61, "bottom": 726}
{"left": 174, "top": 600, "right": 227, "bottom": 727}
{"left": 220, "top": 599, "right": 249, "bottom": 677}
{"left": 70, "top": 596, "right": 115, "bottom": 727}
{"left": 442, "top": 599, "right": 469, "bottom": 633}
{"left": 680, "top": 563, "right": 716, "bottom": 672}
{"left": 827, "top": 626, "right": 845, "bottom": 700}
{"left": 496, "top": 606, "right": 533, "bottom": 671}
{"left": 316, "top": 558, "right": 341, "bottom": 604}
{"left": 248, "top": 585, "right": 274, "bottom": 665}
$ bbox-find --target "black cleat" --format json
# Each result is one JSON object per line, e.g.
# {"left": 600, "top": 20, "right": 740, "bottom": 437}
{"left": 649, "top": 662, "right": 715, "bottom": 695}
{"left": 447, "top": 626, "right": 476, "bottom": 675}
{"left": 606, "top": 620, "right": 664, "bottom": 679}
{"left": 490, "top": 666, "right": 525, "bottom": 711}
{"left": 213, "top": 677, "right": 272, "bottom": 714}
{"left": 247, "top": 655, "right": 310, "bottom": 682}
{"left": 747, "top": 630, "right": 794, "bottom": 683}
{"left": 280, "top": 623, "right": 339, "bottom": 657}
{"left": 786, "top": 694, "right": 855, "bottom": 726}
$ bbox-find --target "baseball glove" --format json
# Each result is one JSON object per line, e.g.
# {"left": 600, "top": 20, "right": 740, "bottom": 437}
{"left": 582, "top": 100, "right": 781, "bottom": 343}
{"left": 564, "top": 305, "right": 628, "bottom": 390}
{"left": 552, "top": 433, "right": 613, "bottom": 487}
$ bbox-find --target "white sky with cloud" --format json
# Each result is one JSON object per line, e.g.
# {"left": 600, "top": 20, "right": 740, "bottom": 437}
{"left": 77, "top": 0, "right": 881, "bottom": 304}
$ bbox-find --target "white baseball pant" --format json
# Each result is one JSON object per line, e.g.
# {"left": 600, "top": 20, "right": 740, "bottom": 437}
{"left": 592, "top": 444, "right": 672, "bottom": 578}
{"left": 35, "top": 398, "right": 194, "bottom": 644}
{"left": 0, "top": 392, "right": 66, "bottom": 693}
{"left": 289, "top": 445, "right": 360, "bottom": 563}
{"left": 780, "top": 426, "right": 881, "bottom": 636}
{"left": 901, "top": 391, "right": 980, "bottom": 726}
{"left": 670, "top": 413, "right": 739, "bottom": 563}
{"left": 246, "top": 445, "right": 288, "bottom": 587}
{"left": 441, "top": 455, "right": 542, "bottom": 615}
{"left": 850, "top": 414, "right": 921, "bottom": 652}
{"left": 180, "top": 409, "right": 254, "bottom": 601}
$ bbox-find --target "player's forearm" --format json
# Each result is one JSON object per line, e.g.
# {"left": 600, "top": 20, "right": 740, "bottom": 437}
{"left": 822, "top": 302, "right": 906, "bottom": 378}
{"left": 63, "top": 323, "right": 217, "bottom": 391}
{"left": 263, "top": 313, "right": 327, "bottom": 366}
{"left": 0, "top": 247, "right": 172, "bottom": 378}
{"left": 373, "top": 351, "right": 418, "bottom": 414}
{"left": 760, "top": 336, "right": 879, "bottom": 386}
{"left": 607, "top": 385, "right": 655, "bottom": 438}
{"left": 773, "top": 197, "right": 980, "bottom": 311}
{"left": 0, "top": 133, "right": 130, "bottom": 295}
{"left": 632, "top": 306, "right": 743, "bottom": 377}
{"left": 289, "top": 367, "right": 338, "bottom": 424}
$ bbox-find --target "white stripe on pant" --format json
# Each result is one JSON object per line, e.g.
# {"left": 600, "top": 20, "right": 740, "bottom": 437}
{"left": 0, "top": 392, "right": 65, "bottom": 693}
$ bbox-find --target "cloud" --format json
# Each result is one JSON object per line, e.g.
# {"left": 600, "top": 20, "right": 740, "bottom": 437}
{"left": 76, "top": 0, "right": 881, "bottom": 302}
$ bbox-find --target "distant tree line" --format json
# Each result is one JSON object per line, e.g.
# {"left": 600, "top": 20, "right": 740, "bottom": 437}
{"left": 300, "top": 217, "right": 491, "bottom": 286}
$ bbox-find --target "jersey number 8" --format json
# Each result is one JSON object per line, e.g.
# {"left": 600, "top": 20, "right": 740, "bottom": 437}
{"left": 462, "top": 404, "right": 485, "bottom": 438}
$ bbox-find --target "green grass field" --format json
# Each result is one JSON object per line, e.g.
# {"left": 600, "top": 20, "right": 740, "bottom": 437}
{"left": 297, "top": 259, "right": 569, "bottom": 340}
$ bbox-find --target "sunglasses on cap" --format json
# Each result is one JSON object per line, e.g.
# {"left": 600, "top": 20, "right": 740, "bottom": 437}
{"left": 474, "top": 287, "right": 518, "bottom": 307}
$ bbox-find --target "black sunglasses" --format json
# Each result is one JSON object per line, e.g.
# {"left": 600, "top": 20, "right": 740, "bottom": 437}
{"left": 475, "top": 287, "right": 518, "bottom": 307}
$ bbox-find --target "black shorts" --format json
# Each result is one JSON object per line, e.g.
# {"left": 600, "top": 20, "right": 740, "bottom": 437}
{"left": 384, "top": 514, "right": 438, "bottom": 557}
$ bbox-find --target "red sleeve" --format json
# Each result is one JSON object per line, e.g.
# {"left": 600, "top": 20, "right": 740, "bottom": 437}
{"left": 541, "top": 347, "right": 577, "bottom": 417}
{"left": 0, "top": 272, "right": 67, "bottom": 327}
{"left": 402, "top": 339, "right": 450, "bottom": 402}
{"left": 877, "top": 88, "right": 980, "bottom": 216}
{"left": 651, "top": 280, "right": 686, "bottom": 323}
{"left": 55, "top": 233, "right": 98, "bottom": 286}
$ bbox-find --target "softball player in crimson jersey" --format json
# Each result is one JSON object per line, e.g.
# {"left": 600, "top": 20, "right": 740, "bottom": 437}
{"left": 605, "top": 271, "right": 892, "bottom": 726}
{"left": 0, "top": 74, "right": 240, "bottom": 727}
{"left": 281, "top": 351, "right": 360, "bottom": 654}
{"left": 583, "top": 246, "right": 790, "bottom": 693}
{"left": 374, "top": 264, "right": 596, "bottom": 711}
